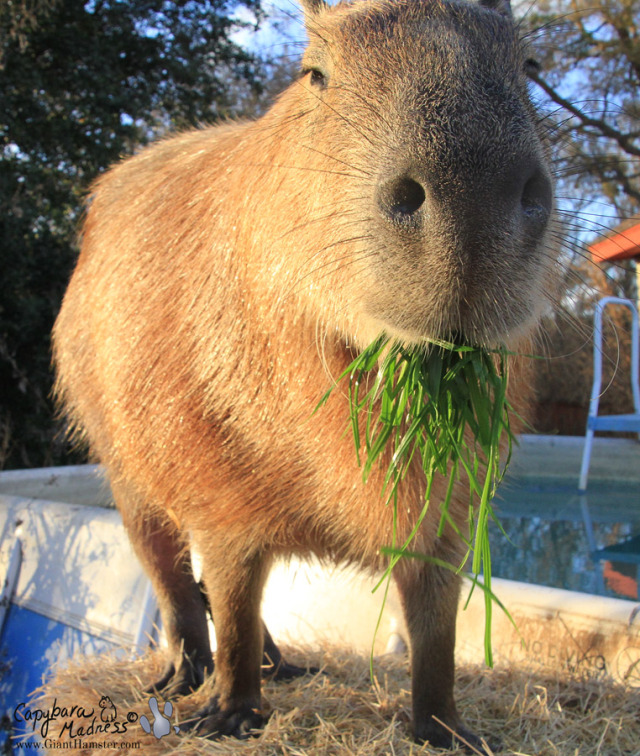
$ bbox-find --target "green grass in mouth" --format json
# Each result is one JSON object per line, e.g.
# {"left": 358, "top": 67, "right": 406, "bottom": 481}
{"left": 317, "top": 334, "right": 517, "bottom": 666}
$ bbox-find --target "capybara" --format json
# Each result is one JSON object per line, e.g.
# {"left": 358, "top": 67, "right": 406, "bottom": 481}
{"left": 53, "top": 0, "right": 555, "bottom": 749}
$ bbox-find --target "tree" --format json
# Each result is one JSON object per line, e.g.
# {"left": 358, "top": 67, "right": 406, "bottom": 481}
{"left": 521, "top": 0, "right": 639, "bottom": 299}
{"left": 518, "top": 0, "right": 640, "bottom": 434}
{"left": 0, "top": 0, "right": 265, "bottom": 468}
{"left": 524, "top": 0, "right": 639, "bottom": 221}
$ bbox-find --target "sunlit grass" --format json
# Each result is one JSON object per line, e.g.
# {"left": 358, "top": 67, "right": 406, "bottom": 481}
{"left": 318, "top": 335, "right": 516, "bottom": 664}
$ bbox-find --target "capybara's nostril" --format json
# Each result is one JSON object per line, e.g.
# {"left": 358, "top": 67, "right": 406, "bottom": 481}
{"left": 377, "top": 176, "right": 426, "bottom": 225}
{"left": 520, "top": 169, "right": 553, "bottom": 230}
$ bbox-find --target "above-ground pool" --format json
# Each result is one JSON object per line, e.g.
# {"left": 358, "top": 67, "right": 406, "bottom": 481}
{"left": 491, "top": 435, "right": 640, "bottom": 600}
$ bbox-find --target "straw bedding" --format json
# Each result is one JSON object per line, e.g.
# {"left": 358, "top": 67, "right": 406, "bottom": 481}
{"left": 21, "top": 644, "right": 640, "bottom": 755}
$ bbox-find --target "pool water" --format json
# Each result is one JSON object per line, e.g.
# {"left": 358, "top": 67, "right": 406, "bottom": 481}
{"left": 490, "top": 461, "right": 640, "bottom": 600}
{"left": 0, "top": 437, "right": 637, "bottom": 603}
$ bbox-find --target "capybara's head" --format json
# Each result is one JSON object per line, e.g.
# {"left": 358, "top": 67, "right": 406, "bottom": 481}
{"left": 285, "top": 0, "right": 554, "bottom": 347}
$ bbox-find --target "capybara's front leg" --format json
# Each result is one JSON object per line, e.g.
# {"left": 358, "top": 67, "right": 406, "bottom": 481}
{"left": 113, "top": 482, "right": 213, "bottom": 697}
{"left": 191, "top": 545, "right": 270, "bottom": 739}
{"left": 394, "top": 560, "right": 491, "bottom": 754}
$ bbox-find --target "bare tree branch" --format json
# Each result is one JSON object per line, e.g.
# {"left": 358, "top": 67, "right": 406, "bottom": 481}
{"left": 529, "top": 69, "right": 640, "bottom": 159}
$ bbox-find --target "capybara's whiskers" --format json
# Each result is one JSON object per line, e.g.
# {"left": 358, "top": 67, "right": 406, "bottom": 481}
{"left": 297, "top": 80, "right": 379, "bottom": 149}
{"left": 300, "top": 144, "right": 374, "bottom": 178}
{"left": 277, "top": 204, "right": 364, "bottom": 241}
{"left": 232, "top": 160, "right": 366, "bottom": 179}
{"left": 285, "top": 235, "right": 380, "bottom": 299}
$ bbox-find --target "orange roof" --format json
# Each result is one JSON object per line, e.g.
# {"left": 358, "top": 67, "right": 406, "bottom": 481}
{"left": 589, "top": 221, "right": 640, "bottom": 263}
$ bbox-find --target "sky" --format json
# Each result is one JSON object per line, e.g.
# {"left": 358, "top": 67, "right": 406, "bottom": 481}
{"left": 232, "top": 0, "right": 306, "bottom": 56}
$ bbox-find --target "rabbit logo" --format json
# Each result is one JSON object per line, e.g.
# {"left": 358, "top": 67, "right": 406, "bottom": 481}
{"left": 139, "top": 696, "right": 180, "bottom": 739}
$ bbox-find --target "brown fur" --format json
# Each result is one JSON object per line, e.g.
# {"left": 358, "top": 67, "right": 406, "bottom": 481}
{"left": 52, "top": 0, "right": 555, "bottom": 750}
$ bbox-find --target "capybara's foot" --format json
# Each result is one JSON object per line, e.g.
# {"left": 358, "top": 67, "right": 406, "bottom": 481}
{"left": 186, "top": 697, "right": 266, "bottom": 740}
{"left": 260, "top": 626, "right": 320, "bottom": 680}
{"left": 261, "top": 657, "right": 320, "bottom": 681}
{"left": 145, "top": 656, "right": 212, "bottom": 698}
{"left": 415, "top": 718, "right": 498, "bottom": 754}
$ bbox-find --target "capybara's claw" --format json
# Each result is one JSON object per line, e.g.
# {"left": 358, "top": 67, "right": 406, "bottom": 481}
{"left": 144, "top": 657, "right": 211, "bottom": 698}
{"left": 414, "top": 718, "right": 500, "bottom": 754}
{"left": 185, "top": 698, "right": 267, "bottom": 740}
{"left": 261, "top": 658, "right": 320, "bottom": 681}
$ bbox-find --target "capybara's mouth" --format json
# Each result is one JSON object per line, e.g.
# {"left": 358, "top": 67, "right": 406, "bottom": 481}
{"left": 441, "top": 330, "right": 471, "bottom": 348}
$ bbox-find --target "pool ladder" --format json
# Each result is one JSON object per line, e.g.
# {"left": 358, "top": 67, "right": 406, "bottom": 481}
{"left": 579, "top": 296, "right": 640, "bottom": 492}
{"left": 579, "top": 297, "right": 640, "bottom": 597}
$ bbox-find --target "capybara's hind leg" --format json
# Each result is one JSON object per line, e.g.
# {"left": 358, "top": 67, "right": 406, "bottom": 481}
{"left": 190, "top": 544, "right": 270, "bottom": 739}
{"left": 261, "top": 622, "right": 318, "bottom": 680}
{"left": 113, "top": 482, "right": 213, "bottom": 697}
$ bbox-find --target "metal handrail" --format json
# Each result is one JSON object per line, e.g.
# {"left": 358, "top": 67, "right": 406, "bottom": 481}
{"left": 578, "top": 296, "right": 640, "bottom": 493}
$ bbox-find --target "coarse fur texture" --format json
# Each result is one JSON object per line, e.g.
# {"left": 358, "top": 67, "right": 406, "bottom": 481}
{"left": 52, "top": 0, "right": 556, "bottom": 751}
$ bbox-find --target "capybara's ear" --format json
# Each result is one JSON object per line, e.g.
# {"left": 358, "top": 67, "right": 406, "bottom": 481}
{"left": 300, "top": 0, "right": 329, "bottom": 23}
{"left": 478, "top": 0, "right": 513, "bottom": 18}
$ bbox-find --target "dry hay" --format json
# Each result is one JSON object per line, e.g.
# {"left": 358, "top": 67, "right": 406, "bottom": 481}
{"left": 17, "top": 644, "right": 640, "bottom": 755}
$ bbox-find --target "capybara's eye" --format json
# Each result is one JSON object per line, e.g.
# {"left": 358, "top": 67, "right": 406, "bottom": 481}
{"left": 306, "top": 67, "right": 328, "bottom": 89}
{"left": 524, "top": 57, "right": 541, "bottom": 77}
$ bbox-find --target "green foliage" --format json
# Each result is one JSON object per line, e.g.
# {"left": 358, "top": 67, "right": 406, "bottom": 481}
{"left": 523, "top": 0, "right": 640, "bottom": 220}
{"left": 517, "top": 0, "right": 638, "bottom": 432}
{"left": 318, "top": 336, "right": 514, "bottom": 664}
{"left": 0, "top": 0, "right": 265, "bottom": 468}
